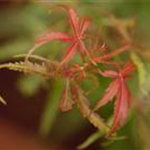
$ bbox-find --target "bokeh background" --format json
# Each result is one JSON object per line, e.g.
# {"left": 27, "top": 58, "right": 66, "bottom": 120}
{"left": 0, "top": 0, "right": 150, "bottom": 150}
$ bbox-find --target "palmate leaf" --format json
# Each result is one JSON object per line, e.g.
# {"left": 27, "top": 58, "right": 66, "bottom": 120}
{"left": 108, "top": 79, "right": 130, "bottom": 136}
{"left": 64, "top": 5, "right": 90, "bottom": 37}
{"left": 94, "top": 63, "right": 134, "bottom": 135}
{"left": 65, "top": 6, "right": 90, "bottom": 61}
{"left": 25, "top": 6, "right": 90, "bottom": 65}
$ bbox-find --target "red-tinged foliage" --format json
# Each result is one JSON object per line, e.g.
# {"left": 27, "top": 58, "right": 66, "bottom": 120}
{"left": 91, "top": 42, "right": 131, "bottom": 65}
{"left": 26, "top": 7, "right": 90, "bottom": 65}
{"left": 94, "top": 63, "right": 135, "bottom": 135}
{"left": 1, "top": 5, "right": 140, "bottom": 140}
{"left": 35, "top": 32, "right": 73, "bottom": 45}
{"left": 62, "top": 63, "right": 89, "bottom": 80}
{"left": 59, "top": 64, "right": 89, "bottom": 112}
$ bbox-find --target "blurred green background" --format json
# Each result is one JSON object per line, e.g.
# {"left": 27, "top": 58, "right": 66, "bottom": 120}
{"left": 0, "top": 0, "right": 150, "bottom": 150}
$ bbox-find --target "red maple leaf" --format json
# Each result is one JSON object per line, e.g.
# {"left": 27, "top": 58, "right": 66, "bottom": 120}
{"left": 26, "top": 7, "right": 90, "bottom": 65}
{"left": 93, "top": 63, "right": 135, "bottom": 135}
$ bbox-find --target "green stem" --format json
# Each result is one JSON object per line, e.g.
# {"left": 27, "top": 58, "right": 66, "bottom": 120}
{"left": 77, "top": 131, "right": 102, "bottom": 149}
